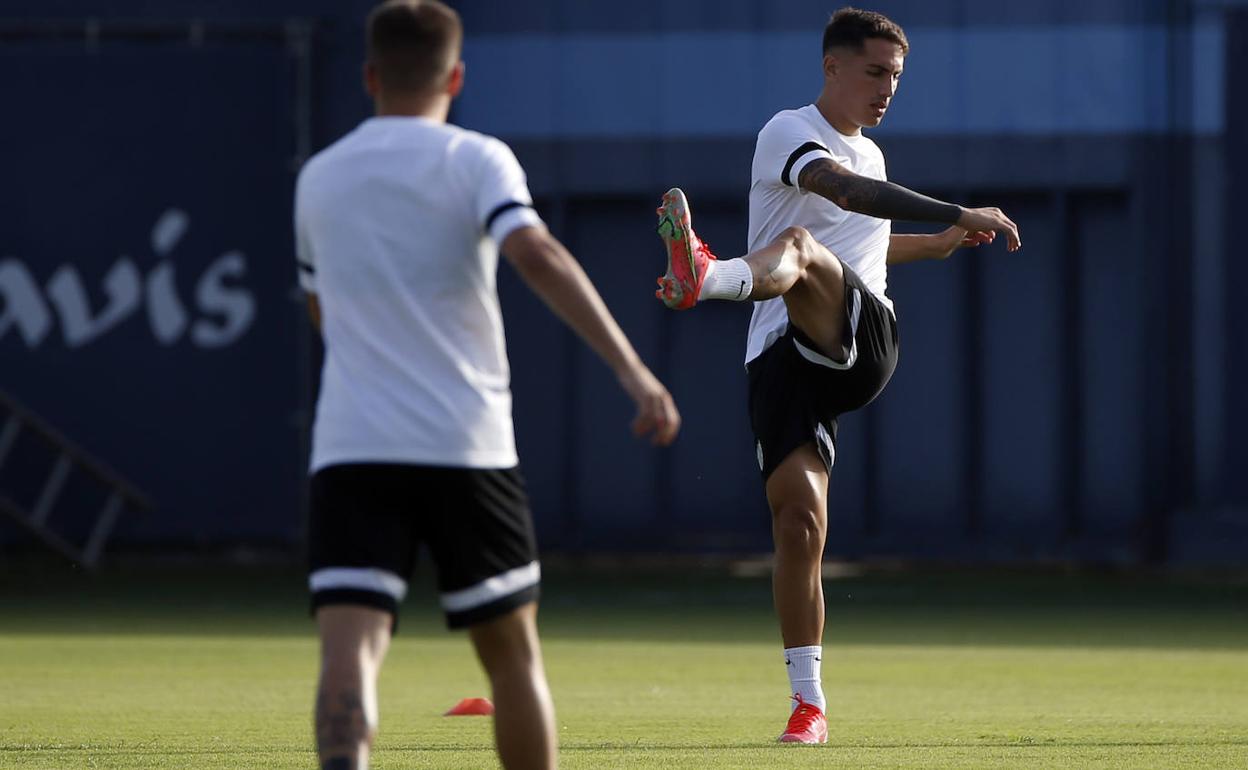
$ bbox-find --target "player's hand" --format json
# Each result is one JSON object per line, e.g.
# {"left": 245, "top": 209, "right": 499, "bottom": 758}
{"left": 955, "top": 207, "right": 1021, "bottom": 251}
{"left": 617, "top": 365, "right": 680, "bottom": 446}
{"left": 929, "top": 226, "right": 995, "bottom": 260}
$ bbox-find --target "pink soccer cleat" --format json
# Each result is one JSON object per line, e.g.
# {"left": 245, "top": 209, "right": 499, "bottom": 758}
{"left": 778, "top": 694, "right": 828, "bottom": 744}
{"left": 654, "top": 187, "right": 719, "bottom": 310}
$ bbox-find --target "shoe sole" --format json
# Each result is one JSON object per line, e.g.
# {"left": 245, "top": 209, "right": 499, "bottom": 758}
{"left": 655, "top": 187, "right": 697, "bottom": 309}
{"left": 778, "top": 733, "right": 828, "bottom": 744}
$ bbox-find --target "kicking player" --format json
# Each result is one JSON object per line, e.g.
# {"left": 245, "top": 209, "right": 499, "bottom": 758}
{"left": 297, "top": 2, "right": 680, "bottom": 769}
{"left": 652, "top": 8, "right": 1020, "bottom": 744}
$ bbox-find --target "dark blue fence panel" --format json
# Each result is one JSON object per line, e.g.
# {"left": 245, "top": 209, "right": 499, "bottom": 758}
{"left": 871, "top": 236, "right": 971, "bottom": 553}
{"left": 560, "top": 199, "right": 670, "bottom": 548}
{"left": 0, "top": 32, "right": 302, "bottom": 543}
{"left": 655, "top": 199, "right": 769, "bottom": 551}
{"left": 1077, "top": 193, "right": 1144, "bottom": 547}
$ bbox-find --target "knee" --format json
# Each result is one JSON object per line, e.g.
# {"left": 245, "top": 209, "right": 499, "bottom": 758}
{"left": 472, "top": 608, "right": 542, "bottom": 681}
{"left": 482, "top": 637, "right": 538, "bottom": 675}
{"left": 321, "top": 646, "right": 364, "bottom": 679}
{"left": 772, "top": 503, "right": 826, "bottom": 554}
{"left": 777, "top": 226, "right": 838, "bottom": 276}
{"left": 778, "top": 226, "right": 815, "bottom": 264}
{"left": 317, "top": 607, "right": 392, "bottom": 670}
{"left": 320, "top": 641, "right": 387, "bottom": 692}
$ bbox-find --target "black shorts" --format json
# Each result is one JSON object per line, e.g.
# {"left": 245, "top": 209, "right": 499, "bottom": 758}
{"left": 307, "top": 463, "right": 539, "bottom": 631}
{"left": 747, "top": 261, "right": 899, "bottom": 480}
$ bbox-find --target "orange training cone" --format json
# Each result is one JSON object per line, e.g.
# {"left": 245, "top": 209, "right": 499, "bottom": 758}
{"left": 444, "top": 697, "right": 495, "bottom": 716}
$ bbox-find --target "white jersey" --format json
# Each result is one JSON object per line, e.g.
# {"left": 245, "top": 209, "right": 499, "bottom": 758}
{"left": 745, "top": 104, "right": 893, "bottom": 364}
{"left": 295, "top": 116, "right": 543, "bottom": 473}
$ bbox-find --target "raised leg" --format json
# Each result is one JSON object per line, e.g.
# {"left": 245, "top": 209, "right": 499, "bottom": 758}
{"left": 745, "top": 226, "right": 850, "bottom": 362}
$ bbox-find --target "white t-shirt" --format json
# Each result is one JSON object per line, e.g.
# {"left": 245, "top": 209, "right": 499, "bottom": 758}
{"left": 745, "top": 104, "right": 893, "bottom": 364}
{"left": 295, "top": 116, "right": 543, "bottom": 472}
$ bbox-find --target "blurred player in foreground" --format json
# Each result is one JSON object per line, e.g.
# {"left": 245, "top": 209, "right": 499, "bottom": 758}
{"left": 295, "top": 2, "right": 679, "bottom": 768}
{"left": 652, "top": 7, "right": 1020, "bottom": 744}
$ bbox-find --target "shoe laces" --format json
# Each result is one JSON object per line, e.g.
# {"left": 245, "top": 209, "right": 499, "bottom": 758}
{"left": 693, "top": 235, "right": 718, "bottom": 263}
{"left": 785, "top": 694, "right": 822, "bottom": 732}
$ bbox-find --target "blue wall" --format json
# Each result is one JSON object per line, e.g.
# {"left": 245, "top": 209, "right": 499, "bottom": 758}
{"left": 1, "top": 26, "right": 305, "bottom": 544}
{"left": 0, "top": 0, "right": 1242, "bottom": 565}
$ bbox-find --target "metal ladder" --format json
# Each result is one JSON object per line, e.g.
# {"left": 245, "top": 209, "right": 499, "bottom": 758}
{"left": 0, "top": 390, "right": 152, "bottom": 569}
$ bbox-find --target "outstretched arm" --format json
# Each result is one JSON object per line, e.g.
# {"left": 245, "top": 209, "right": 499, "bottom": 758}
{"left": 501, "top": 224, "right": 680, "bottom": 446}
{"left": 887, "top": 229, "right": 995, "bottom": 265}
{"left": 798, "top": 158, "right": 1021, "bottom": 251}
{"left": 799, "top": 158, "right": 961, "bottom": 224}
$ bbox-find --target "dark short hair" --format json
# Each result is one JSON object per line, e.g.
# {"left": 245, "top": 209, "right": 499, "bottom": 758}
{"left": 822, "top": 7, "right": 909, "bottom": 56}
{"left": 366, "top": 0, "right": 463, "bottom": 93}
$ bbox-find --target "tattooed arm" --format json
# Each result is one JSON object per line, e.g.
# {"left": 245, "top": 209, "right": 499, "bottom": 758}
{"left": 797, "top": 158, "right": 1022, "bottom": 250}
{"left": 798, "top": 158, "right": 960, "bottom": 223}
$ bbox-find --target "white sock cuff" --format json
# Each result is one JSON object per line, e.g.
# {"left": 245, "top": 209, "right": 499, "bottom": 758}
{"left": 698, "top": 257, "right": 753, "bottom": 302}
{"left": 784, "top": 645, "right": 822, "bottom": 661}
{"left": 784, "top": 645, "right": 823, "bottom": 679}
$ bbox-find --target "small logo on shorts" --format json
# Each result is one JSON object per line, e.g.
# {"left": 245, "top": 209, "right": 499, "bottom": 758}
{"left": 756, "top": 441, "right": 764, "bottom": 471}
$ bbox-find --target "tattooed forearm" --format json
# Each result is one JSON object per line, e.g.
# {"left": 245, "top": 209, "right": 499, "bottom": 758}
{"left": 316, "top": 689, "right": 367, "bottom": 767}
{"left": 798, "top": 159, "right": 962, "bottom": 224}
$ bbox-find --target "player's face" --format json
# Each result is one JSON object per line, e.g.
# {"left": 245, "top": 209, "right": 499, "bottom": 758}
{"left": 832, "top": 38, "right": 905, "bottom": 128}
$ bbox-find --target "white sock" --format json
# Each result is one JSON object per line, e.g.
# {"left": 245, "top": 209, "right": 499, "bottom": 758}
{"left": 784, "top": 645, "right": 826, "bottom": 713}
{"left": 697, "top": 258, "right": 753, "bottom": 302}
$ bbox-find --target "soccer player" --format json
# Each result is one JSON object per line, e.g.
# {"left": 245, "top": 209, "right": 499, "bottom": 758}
{"left": 652, "top": 8, "right": 1020, "bottom": 744}
{"left": 295, "top": 2, "right": 680, "bottom": 769}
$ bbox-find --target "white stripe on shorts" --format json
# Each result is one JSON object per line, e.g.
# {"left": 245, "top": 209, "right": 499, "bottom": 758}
{"left": 309, "top": 567, "right": 409, "bottom": 601}
{"left": 792, "top": 287, "right": 861, "bottom": 370}
{"left": 440, "top": 561, "right": 541, "bottom": 613}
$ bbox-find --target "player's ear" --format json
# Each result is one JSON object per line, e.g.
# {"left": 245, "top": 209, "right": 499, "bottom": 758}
{"left": 446, "top": 61, "right": 465, "bottom": 99}
{"left": 363, "top": 61, "right": 380, "bottom": 98}
{"left": 822, "top": 52, "right": 837, "bottom": 80}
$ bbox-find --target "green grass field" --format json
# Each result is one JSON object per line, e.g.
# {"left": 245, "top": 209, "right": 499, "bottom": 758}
{"left": 1, "top": 560, "right": 1246, "bottom": 769}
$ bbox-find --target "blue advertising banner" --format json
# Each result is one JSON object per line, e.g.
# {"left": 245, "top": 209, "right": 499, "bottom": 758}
{"left": 0, "top": 30, "right": 304, "bottom": 544}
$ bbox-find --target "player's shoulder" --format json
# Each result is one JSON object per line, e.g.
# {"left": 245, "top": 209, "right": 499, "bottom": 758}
{"left": 296, "top": 122, "right": 372, "bottom": 185}
{"left": 298, "top": 135, "right": 343, "bottom": 178}
{"left": 758, "top": 105, "right": 821, "bottom": 138}
{"left": 446, "top": 126, "right": 520, "bottom": 173}
{"left": 295, "top": 146, "right": 333, "bottom": 199}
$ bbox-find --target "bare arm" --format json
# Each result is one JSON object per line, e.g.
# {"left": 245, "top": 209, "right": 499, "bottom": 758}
{"left": 887, "top": 229, "right": 995, "bottom": 265}
{"left": 887, "top": 233, "right": 942, "bottom": 265}
{"left": 500, "top": 224, "right": 679, "bottom": 445}
{"left": 798, "top": 158, "right": 1021, "bottom": 250}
